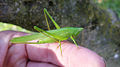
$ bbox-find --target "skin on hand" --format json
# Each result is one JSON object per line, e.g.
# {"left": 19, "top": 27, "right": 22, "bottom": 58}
{"left": 0, "top": 31, "right": 106, "bottom": 67}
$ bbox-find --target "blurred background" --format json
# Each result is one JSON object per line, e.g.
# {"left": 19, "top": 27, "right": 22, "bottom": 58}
{"left": 0, "top": 0, "right": 120, "bottom": 67}
{"left": 1, "top": 0, "right": 120, "bottom": 32}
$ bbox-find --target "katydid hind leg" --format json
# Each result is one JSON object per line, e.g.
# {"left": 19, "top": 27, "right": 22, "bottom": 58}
{"left": 34, "top": 26, "right": 59, "bottom": 42}
{"left": 44, "top": 8, "right": 50, "bottom": 30}
{"left": 44, "top": 8, "right": 60, "bottom": 29}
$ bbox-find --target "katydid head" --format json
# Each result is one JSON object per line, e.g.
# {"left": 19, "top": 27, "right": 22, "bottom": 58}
{"left": 69, "top": 27, "right": 83, "bottom": 47}
{"left": 60, "top": 27, "right": 83, "bottom": 38}
{"left": 73, "top": 28, "right": 84, "bottom": 37}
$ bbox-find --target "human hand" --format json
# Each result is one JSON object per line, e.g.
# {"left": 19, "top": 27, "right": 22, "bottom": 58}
{"left": 0, "top": 31, "right": 105, "bottom": 67}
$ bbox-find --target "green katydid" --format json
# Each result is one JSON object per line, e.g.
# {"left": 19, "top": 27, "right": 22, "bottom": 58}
{"left": 10, "top": 8, "right": 84, "bottom": 55}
